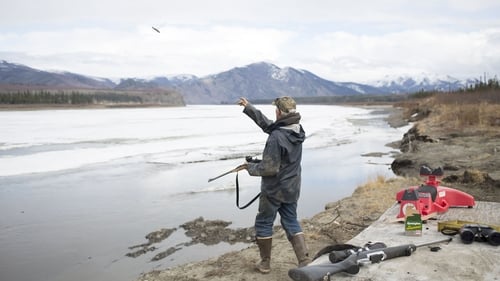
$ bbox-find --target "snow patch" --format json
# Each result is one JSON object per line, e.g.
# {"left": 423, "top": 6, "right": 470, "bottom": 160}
{"left": 345, "top": 84, "right": 366, "bottom": 94}
{"left": 271, "top": 66, "right": 290, "bottom": 81}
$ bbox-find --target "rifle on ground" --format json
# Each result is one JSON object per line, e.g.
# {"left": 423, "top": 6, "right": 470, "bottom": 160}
{"left": 288, "top": 237, "right": 452, "bottom": 281}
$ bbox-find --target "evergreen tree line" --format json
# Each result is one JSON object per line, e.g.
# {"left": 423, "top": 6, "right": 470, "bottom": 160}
{"left": 412, "top": 76, "right": 500, "bottom": 98}
{"left": 0, "top": 90, "right": 143, "bottom": 104}
{"left": 463, "top": 76, "right": 500, "bottom": 92}
{"left": 410, "top": 76, "right": 500, "bottom": 104}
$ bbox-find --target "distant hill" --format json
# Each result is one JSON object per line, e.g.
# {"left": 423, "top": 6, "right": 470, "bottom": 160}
{"left": 0, "top": 60, "right": 185, "bottom": 107}
{"left": 0, "top": 60, "right": 477, "bottom": 104}
{"left": 0, "top": 60, "right": 115, "bottom": 89}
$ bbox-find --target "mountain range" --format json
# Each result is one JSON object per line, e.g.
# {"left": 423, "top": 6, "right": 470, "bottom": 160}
{"left": 0, "top": 60, "right": 476, "bottom": 104}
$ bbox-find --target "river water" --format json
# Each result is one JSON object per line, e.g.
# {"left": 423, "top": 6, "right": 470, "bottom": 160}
{"left": 0, "top": 105, "right": 409, "bottom": 281}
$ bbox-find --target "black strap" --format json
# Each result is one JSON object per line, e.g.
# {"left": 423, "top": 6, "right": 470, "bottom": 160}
{"left": 235, "top": 172, "right": 260, "bottom": 209}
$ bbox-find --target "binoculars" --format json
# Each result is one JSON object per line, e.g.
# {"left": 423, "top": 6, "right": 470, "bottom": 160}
{"left": 460, "top": 224, "right": 500, "bottom": 246}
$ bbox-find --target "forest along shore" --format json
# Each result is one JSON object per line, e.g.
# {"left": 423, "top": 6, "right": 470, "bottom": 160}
{"left": 136, "top": 94, "right": 500, "bottom": 281}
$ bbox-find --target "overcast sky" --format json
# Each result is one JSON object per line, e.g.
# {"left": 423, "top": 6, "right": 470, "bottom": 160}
{"left": 1, "top": 0, "right": 499, "bottom": 82}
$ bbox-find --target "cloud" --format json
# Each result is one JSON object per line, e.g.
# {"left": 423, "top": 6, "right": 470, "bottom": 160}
{"left": 294, "top": 27, "right": 500, "bottom": 82}
{"left": 1, "top": 1, "right": 499, "bottom": 81}
{"left": 0, "top": 24, "right": 295, "bottom": 77}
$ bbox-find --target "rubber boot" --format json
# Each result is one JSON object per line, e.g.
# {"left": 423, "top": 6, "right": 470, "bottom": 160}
{"left": 255, "top": 237, "right": 272, "bottom": 273}
{"left": 291, "top": 232, "right": 312, "bottom": 267}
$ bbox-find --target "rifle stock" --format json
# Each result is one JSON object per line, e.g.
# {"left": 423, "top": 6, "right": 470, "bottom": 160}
{"left": 288, "top": 254, "right": 359, "bottom": 281}
{"left": 208, "top": 156, "right": 258, "bottom": 182}
{"left": 288, "top": 238, "right": 452, "bottom": 281}
{"left": 207, "top": 164, "right": 246, "bottom": 182}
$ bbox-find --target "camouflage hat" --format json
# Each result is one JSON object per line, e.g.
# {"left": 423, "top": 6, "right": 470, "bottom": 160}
{"left": 273, "top": 96, "right": 296, "bottom": 113}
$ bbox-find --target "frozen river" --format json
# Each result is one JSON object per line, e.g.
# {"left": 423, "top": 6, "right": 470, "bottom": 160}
{"left": 0, "top": 104, "right": 409, "bottom": 281}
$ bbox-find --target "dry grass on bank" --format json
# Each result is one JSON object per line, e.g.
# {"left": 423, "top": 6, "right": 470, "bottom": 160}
{"left": 322, "top": 175, "right": 418, "bottom": 221}
{"left": 397, "top": 91, "right": 500, "bottom": 134}
{"left": 311, "top": 175, "right": 419, "bottom": 244}
{"left": 435, "top": 102, "right": 500, "bottom": 129}
{"left": 351, "top": 175, "right": 418, "bottom": 212}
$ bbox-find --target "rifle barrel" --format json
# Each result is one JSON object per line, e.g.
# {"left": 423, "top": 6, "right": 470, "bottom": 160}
{"left": 414, "top": 237, "right": 452, "bottom": 248}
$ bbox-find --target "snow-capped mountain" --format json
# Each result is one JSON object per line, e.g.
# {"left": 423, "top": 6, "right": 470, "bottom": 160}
{"left": 369, "top": 73, "right": 476, "bottom": 93}
{"left": 173, "top": 62, "right": 382, "bottom": 104}
{"left": 0, "top": 60, "right": 477, "bottom": 104}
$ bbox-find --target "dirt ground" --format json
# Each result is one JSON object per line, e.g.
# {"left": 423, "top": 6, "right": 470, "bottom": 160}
{"left": 135, "top": 105, "right": 500, "bottom": 281}
{"left": 389, "top": 109, "right": 500, "bottom": 202}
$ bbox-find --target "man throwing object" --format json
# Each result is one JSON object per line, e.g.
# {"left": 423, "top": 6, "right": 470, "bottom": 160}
{"left": 238, "top": 96, "right": 311, "bottom": 274}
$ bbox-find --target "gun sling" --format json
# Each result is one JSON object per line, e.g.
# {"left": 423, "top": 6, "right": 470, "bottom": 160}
{"left": 236, "top": 172, "right": 261, "bottom": 209}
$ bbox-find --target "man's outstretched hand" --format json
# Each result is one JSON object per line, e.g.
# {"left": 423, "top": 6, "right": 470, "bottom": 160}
{"left": 238, "top": 97, "right": 249, "bottom": 107}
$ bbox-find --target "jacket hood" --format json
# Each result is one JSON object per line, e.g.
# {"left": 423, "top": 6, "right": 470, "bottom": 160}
{"left": 280, "top": 123, "right": 305, "bottom": 144}
{"left": 264, "top": 112, "right": 301, "bottom": 133}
